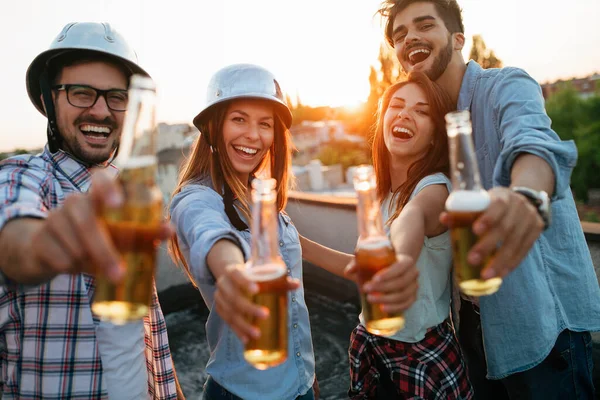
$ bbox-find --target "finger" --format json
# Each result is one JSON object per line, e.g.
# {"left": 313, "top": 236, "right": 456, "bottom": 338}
{"left": 367, "top": 263, "right": 419, "bottom": 294}
{"left": 285, "top": 277, "right": 300, "bottom": 291}
{"left": 90, "top": 168, "right": 123, "bottom": 209}
{"left": 229, "top": 311, "right": 262, "bottom": 341}
{"left": 364, "top": 255, "right": 415, "bottom": 292}
{"left": 484, "top": 211, "right": 542, "bottom": 279}
{"left": 369, "top": 254, "right": 413, "bottom": 283}
{"left": 216, "top": 274, "right": 266, "bottom": 319}
{"left": 468, "top": 196, "right": 519, "bottom": 267}
{"left": 214, "top": 296, "right": 255, "bottom": 344}
{"left": 45, "top": 211, "right": 87, "bottom": 269}
{"left": 472, "top": 191, "right": 510, "bottom": 236}
{"left": 343, "top": 259, "right": 357, "bottom": 276}
{"left": 227, "top": 266, "right": 259, "bottom": 295}
{"left": 470, "top": 191, "right": 529, "bottom": 267}
{"left": 439, "top": 211, "right": 449, "bottom": 227}
{"left": 62, "top": 195, "right": 123, "bottom": 282}
{"left": 36, "top": 233, "right": 76, "bottom": 275}
{"left": 367, "top": 283, "right": 419, "bottom": 310}
{"left": 157, "top": 221, "right": 175, "bottom": 242}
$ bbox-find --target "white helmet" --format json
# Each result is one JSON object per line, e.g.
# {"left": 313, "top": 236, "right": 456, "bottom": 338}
{"left": 193, "top": 63, "right": 292, "bottom": 130}
{"left": 26, "top": 22, "right": 149, "bottom": 116}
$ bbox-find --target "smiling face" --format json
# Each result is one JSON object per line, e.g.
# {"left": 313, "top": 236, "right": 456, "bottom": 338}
{"left": 221, "top": 99, "right": 275, "bottom": 183}
{"left": 53, "top": 61, "right": 128, "bottom": 164}
{"left": 391, "top": 2, "right": 458, "bottom": 81}
{"left": 383, "top": 82, "right": 435, "bottom": 164}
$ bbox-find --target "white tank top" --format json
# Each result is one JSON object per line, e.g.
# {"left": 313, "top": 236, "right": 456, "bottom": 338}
{"left": 359, "top": 173, "right": 453, "bottom": 343}
{"left": 96, "top": 320, "right": 149, "bottom": 399}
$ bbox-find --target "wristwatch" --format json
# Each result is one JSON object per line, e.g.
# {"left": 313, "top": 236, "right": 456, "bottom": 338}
{"left": 512, "top": 186, "right": 551, "bottom": 230}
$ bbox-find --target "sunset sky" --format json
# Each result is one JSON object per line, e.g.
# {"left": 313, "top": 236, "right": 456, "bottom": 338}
{"left": 1, "top": 0, "right": 599, "bottom": 151}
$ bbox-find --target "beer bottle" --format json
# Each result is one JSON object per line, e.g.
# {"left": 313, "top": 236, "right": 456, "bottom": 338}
{"left": 92, "top": 75, "right": 163, "bottom": 324}
{"left": 244, "top": 178, "right": 288, "bottom": 370}
{"left": 353, "top": 165, "right": 404, "bottom": 336}
{"left": 445, "top": 110, "right": 502, "bottom": 296}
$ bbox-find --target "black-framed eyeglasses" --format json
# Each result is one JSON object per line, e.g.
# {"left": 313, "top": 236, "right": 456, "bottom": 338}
{"left": 52, "top": 84, "right": 129, "bottom": 112}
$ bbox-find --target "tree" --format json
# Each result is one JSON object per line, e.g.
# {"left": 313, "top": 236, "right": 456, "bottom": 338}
{"left": 545, "top": 85, "right": 600, "bottom": 202}
{"left": 353, "top": 43, "right": 404, "bottom": 138}
{"left": 468, "top": 35, "right": 503, "bottom": 69}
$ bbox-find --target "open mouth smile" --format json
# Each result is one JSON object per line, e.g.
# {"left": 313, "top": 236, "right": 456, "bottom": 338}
{"left": 406, "top": 46, "right": 432, "bottom": 66}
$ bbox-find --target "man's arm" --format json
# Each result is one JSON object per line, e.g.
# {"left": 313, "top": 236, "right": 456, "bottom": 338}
{"left": 460, "top": 68, "right": 573, "bottom": 279}
{"left": 0, "top": 170, "right": 170, "bottom": 285}
{"left": 0, "top": 218, "right": 48, "bottom": 284}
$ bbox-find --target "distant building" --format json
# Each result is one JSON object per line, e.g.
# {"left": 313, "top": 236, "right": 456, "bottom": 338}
{"left": 541, "top": 73, "right": 600, "bottom": 100}
{"left": 155, "top": 124, "right": 197, "bottom": 203}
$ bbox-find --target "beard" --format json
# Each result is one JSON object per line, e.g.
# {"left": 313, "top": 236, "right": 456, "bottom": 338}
{"left": 62, "top": 134, "right": 119, "bottom": 165}
{"left": 424, "top": 34, "right": 454, "bottom": 81}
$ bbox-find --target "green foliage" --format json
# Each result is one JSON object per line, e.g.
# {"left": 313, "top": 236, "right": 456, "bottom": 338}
{"left": 546, "top": 86, "right": 600, "bottom": 202}
{"left": 0, "top": 149, "right": 30, "bottom": 161}
{"left": 317, "top": 140, "right": 371, "bottom": 172}
{"left": 469, "top": 35, "right": 503, "bottom": 69}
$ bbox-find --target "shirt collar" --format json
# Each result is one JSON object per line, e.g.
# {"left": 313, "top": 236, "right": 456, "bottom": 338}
{"left": 457, "top": 60, "right": 484, "bottom": 112}
{"left": 41, "top": 145, "right": 118, "bottom": 192}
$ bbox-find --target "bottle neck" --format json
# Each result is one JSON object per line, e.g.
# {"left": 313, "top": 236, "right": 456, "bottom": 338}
{"left": 250, "top": 194, "right": 281, "bottom": 265}
{"left": 356, "top": 186, "right": 387, "bottom": 240}
{"left": 448, "top": 132, "right": 483, "bottom": 191}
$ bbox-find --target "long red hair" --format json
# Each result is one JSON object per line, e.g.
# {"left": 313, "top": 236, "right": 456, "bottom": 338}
{"left": 371, "top": 72, "right": 455, "bottom": 225}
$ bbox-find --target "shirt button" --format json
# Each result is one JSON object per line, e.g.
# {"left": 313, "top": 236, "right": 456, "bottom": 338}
{"left": 292, "top": 297, "right": 296, "bottom": 302}
{"left": 293, "top": 323, "right": 298, "bottom": 329}
{"left": 279, "top": 241, "right": 284, "bottom": 247}
{"left": 296, "top": 352, "right": 301, "bottom": 357}
{"left": 287, "top": 269, "right": 291, "bottom": 274}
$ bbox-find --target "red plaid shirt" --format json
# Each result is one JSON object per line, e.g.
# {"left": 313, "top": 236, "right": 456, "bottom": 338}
{"left": 0, "top": 147, "right": 177, "bottom": 399}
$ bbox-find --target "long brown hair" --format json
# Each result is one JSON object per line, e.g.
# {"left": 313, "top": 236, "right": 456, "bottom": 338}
{"left": 168, "top": 99, "right": 292, "bottom": 284}
{"left": 372, "top": 71, "right": 455, "bottom": 225}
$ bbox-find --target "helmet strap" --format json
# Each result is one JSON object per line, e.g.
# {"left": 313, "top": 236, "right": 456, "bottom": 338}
{"left": 223, "top": 182, "right": 249, "bottom": 231}
{"left": 39, "top": 70, "right": 62, "bottom": 153}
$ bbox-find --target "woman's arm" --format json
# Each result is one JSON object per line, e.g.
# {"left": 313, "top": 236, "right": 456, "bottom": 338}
{"left": 390, "top": 183, "right": 449, "bottom": 262}
{"left": 299, "top": 235, "right": 353, "bottom": 278}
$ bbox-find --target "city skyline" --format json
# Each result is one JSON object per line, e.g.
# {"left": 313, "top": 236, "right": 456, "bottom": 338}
{"left": 1, "top": 0, "right": 599, "bottom": 152}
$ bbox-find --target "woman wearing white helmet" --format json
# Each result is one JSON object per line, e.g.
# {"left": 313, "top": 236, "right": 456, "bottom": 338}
{"left": 168, "top": 63, "right": 418, "bottom": 399}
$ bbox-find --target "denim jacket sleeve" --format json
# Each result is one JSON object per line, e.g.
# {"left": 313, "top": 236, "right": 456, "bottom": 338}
{"left": 491, "top": 67, "right": 578, "bottom": 200}
{"left": 169, "top": 184, "right": 250, "bottom": 285}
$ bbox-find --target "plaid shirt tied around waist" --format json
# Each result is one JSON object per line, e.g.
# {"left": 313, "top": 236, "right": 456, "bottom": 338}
{"left": 0, "top": 147, "right": 177, "bottom": 399}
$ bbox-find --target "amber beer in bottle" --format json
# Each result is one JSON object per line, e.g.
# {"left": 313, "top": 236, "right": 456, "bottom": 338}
{"left": 92, "top": 75, "right": 163, "bottom": 324}
{"left": 353, "top": 165, "right": 404, "bottom": 335}
{"left": 244, "top": 178, "right": 288, "bottom": 369}
{"left": 445, "top": 110, "right": 502, "bottom": 296}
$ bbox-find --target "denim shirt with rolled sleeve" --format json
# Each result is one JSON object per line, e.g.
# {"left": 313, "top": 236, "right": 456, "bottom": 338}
{"left": 169, "top": 178, "right": 315, "bottom": 400}
{"left": 458, "top": 61, "right": 600, "bottom": 379}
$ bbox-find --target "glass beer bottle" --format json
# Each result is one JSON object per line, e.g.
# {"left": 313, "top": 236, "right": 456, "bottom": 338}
{"left": 244, "top": 178, "right": 288, "bottom": 370}
{"left": 353, "top": 165, "right": 404, "bottom": 336}
{"left": 445, "top": 110, "right": 502, "bottom": 296}
{"left": 92, "top": 75, "right": 163, "bottom": 324}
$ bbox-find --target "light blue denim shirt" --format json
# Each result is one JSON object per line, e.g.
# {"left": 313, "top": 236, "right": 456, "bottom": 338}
{"left": 459, "top": 61, "right": 600, "bottom": 379}
{"left": 169, "top": 178, "right": 315, "bottom": 399}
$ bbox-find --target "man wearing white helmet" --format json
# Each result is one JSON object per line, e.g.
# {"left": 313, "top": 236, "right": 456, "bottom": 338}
{"left": 0, "top": 23, "right": 183, "bottom": 399}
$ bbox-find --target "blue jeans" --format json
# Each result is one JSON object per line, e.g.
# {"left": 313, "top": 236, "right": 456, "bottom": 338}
{"left": 459, "top": 299, "right": 596, "bottom": 400}
{"left": 201, "top": 376, "right": 315, "bottom": 400}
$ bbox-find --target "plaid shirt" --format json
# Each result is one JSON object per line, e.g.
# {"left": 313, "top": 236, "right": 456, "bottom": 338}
{"left": 0, "top": 146, "right": 177, "bottom": 399}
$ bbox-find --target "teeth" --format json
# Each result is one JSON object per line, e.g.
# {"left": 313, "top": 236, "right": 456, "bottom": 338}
{"left": 234, "top": 145, "right": 258, "bottom": 155}
{"left": 408, "top": 48, "right": 431, "bottom": 61}
{"left": 392, "top": 126, "right": 414, "bottom": 138}
{"left": 80, "top": 125, "right": 110, "bottom": 134}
